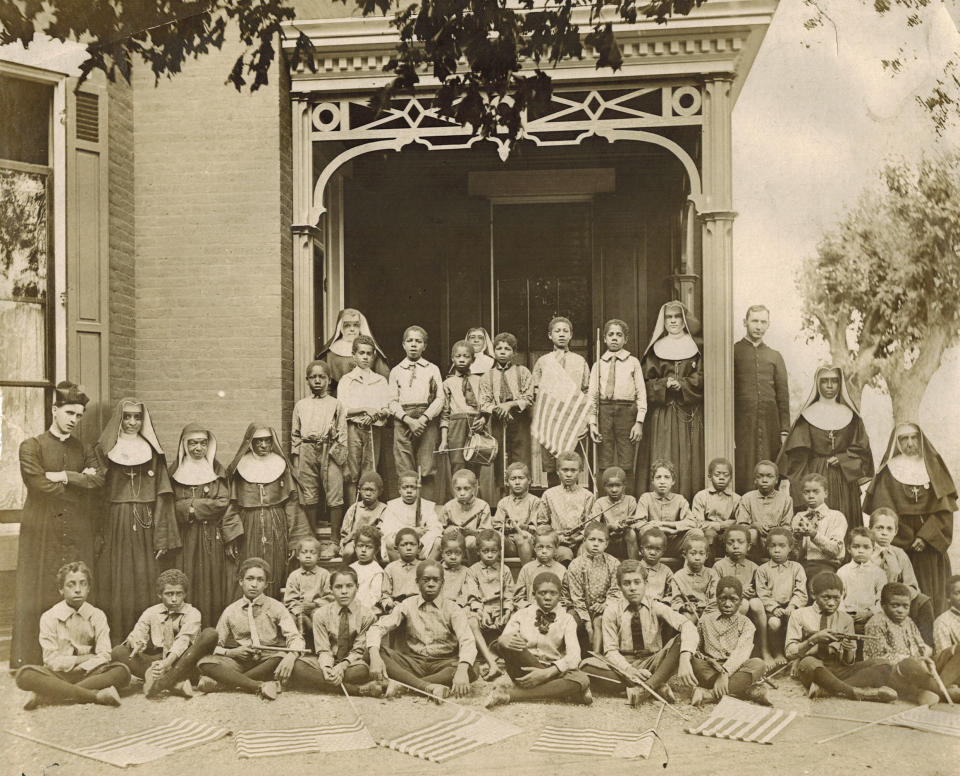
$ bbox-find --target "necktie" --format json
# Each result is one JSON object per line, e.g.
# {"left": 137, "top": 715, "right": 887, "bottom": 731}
{"left": 557, "top": 351, "right": 566, "bottom": 369}
{"left": 461, "top": 374, "right": 479, "bottom": 411}
{"left": 335, "top": 607, "right": 351, "bottom": 663}
{"left": 604, "top": 357, "right": 616, "bottom": 399}
{"left": 246, "top": 601, "right": 262, "bottom": 648}
{"left": 629, "top": 605, "right": 644, "bottom": 653}
{"left": 408, "top": 361, "right": 417, "bottom": 388}
{"left": 817, "top": 612, "right": 830, "bottom": 659}
{"left": 161, "top": 612, "right": 178, "bottom": 655}
{"left": 535, "top": 609, "right": 556, "bottom": 635}
{"left": 498, "top": 368, "right": 513, "bottom": 403}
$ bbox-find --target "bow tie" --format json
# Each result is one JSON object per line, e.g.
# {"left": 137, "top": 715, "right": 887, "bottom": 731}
{"left": 535, "top": 609, "right": 557, "bottom": 634}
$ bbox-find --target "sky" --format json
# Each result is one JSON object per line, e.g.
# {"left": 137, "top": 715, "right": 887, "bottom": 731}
{"left": 731, "top": 0, "right": 960, "bottom": 478}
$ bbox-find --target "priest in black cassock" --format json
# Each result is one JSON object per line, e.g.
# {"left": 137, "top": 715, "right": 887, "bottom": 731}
{"left": 10, "top": 382, "right": 104, "bottom": 668}
{"left": 733, "top": 305, "right": 791, "bottom": 494}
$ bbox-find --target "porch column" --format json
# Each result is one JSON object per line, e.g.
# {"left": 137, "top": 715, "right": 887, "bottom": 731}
{"left": 700, "top": 76, "right": 736, "bottom": 465}
{"left": 292, "top": 97, "right": 320, "bottom": 402}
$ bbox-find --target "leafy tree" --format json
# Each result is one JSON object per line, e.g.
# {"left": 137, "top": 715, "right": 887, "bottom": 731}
{"left": 0, "top": 0, "right": 955, "bottom": 139}
{"left": 798, "top": 152, "right": 960, "bottom": 421}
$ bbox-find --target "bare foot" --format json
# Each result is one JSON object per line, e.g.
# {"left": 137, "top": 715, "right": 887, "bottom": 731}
{"left": 762, "top": 652, "right": 777, "bottom": 669}
{"left": 483, "top": 663, "right": 503, "bottom": 682}
{"left": 426, "top": 683, "right": 449, "bottom": 702}
{"left": 773, "top": 653, "right": 788, "bottom": 667}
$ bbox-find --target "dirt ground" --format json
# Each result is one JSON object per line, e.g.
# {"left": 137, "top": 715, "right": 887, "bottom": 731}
{"left": 3, "top": 663, "right": 959, "bottom": 776}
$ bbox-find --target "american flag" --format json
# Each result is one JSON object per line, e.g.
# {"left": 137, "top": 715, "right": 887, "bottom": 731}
{"left": 74, "top": 718, "right": 231, "bottom": 767}
{"left": 686, "top": 696, "right": 797, "bottom": 744}
{"left": 380, "top": 706, "right": 521, "bottom": 763}
{"left": 530, "top": 725, "right": 658, "bottom": 759}
{"left": 235, "top": 718, "right": 376, "bottom": 758}
{"left": 886, "top": 706, "right": 960, "bottom": 737}
{"left": 532, "top": 389, "right": 590, "bottom": 457}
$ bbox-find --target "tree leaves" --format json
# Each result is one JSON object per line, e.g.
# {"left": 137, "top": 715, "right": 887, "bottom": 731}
{"left": 798, "top": 152, "right": 960, "bottom": 416}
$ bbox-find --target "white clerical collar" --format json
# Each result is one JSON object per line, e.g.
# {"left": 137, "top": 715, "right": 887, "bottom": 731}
{"left": 236, "top": 451, "right": 286, "bottom": 483}
{"left": 886, "top": 454, "right": 930, "bottom": 487}
{"left": 746, "top": 337, "right": 763, "bottom": 348}
{"left": 49, "top": 426, "right": 71, "bottom": 442}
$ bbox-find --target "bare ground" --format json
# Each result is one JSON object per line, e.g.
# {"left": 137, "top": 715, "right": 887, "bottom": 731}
{"left": 3, "top": 663, "right": 959, "bottom": 776}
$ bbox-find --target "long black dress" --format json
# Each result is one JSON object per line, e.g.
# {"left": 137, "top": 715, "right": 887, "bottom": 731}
{"left": 10, "top": 431, "right": 103, "bottom": 668}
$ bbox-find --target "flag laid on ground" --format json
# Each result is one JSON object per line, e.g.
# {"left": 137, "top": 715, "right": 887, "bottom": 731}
{"left": 686, "top": 696, "right": 797, "bottom": 745}
{"left": 73, "top": 718, "right": 231, "bottom": 767}
{"left": 236, "top": 718, "right": 376, "bottom": 758}
{"left": 530, "top": 725, "right": 658, "bottom": 759}
{"left": 886, "top": 705, "right": 960, "bottom": 737}
{"left": 379, "top": 706, "right": 521, "bottom": 763}
{"left": 531, "top": 359, "right": 590, "bottom": 456}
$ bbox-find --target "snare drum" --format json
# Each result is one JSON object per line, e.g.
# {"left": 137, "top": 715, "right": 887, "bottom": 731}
{"left": 463, "top": 432, "right": 499, "bottom": 466}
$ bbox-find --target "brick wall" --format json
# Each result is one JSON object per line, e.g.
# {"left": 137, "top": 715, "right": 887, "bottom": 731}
{"left": 107, "top": 77, "right": 136, "bottom": 404}
{"left": 131, "top": 37, "right": 292, "bottom": 457}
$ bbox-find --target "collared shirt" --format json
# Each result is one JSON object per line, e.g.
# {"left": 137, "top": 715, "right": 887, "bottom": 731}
{"left": 369, "top": 594, "right": 478, "bottom": 665}
{"left": 691, "top": 488, "right": 741, "bottom": 526}
{"left": 124, "top": 603, "right": 202, "bottom": 660}
{"left": 538, "top": 485, "right": 596, "bottom": 534}
{"left": 214, "top": 595, "right": 305, "bottom": 651}
{"left": 388, "top": 358, "right": 444, "bottom": 420}
{"left": 341, "top": 501, "right": 387, "bottom": 544}
{"left": 501, "top": 603, "right": 581, "bottom": 673}
{"left": 439, "top": 498, "right": 491, "bottom": 531}
{"left": 468, "top": 562, "right": 515, "bottom": 617}
{"left": 532, "top": 350, "right": 590, "bottom": 395}
{"left": 785, "top": 604, "right": 854, "bottom": 663}
{"left": 478, "top": 363, "right": 534, "bottom": 413}
{"left": 864, "top": 611, "right": 929, "bottom": 662}
{"left": 793, "top": 504, "right": 846, "bottom": 562}
{"left": 291, "top": 394, "right": 347, "bottom": 454}
{"left": 441, "top": 565, "right": 477, "bottom": 608}
{"left": 735, "top": 489, "right": 793, "bottom": 534}
{"left": 642, "top": 562, "right": 677, "bottom": 605}
{"left": 698, "top": 611, "right": 756, "bottom": 674}
{"left": 513, "top": 560, "right": 568, "bottom": 606}
{"left": 381, "top": 559, "right": 420, "bottom": 604}
{"left": 588, "top": 349, "right": 647, "bottom": 423}
{"left": 837, "top": 561, "right": 886, "bottom": 616}
{"left": 562, "top": 552, "right": 621, "bottom": 621}
{"left": 312, "top": 599, "right": 377, "bottom": 668}
{"left": 712, "top": 557, "right": 757, "bottom": 599}
{"left": 635, "top": 492, "right": 692, "bottom": 524}
{"left": 350, "top": 560, "right": 384, "bottom": 612}
{"left": 338, "top": 367, "right": 392, "bottom": 425}
{"left": 871, "top": 545, "right": 920, "bottom": 600}
{"left": 755, "top": 560, "right": 808, "bottom": 613}
{"left": 592, "top": 495, "right": 638, "bottom": 530}
{"left": 933, "top": 608, "right": 960, "bottom": 654}
{"left": 602, "top": 597, "right": 697, "bottom": 674}
{"left": 283, "top": 566, "right": 333, "bottom": 617}
{"left": 440, "top": 373, "right": 483, "bottom": 427}
{"left": 672, "top": 566, "right": 719, "bottom": 614}
{"left": 494, "top": 493, "right": 541, "bottom": 533}
{"left": 379, "top": 497, "right": 442, "bottom": 558}
{"left": 39, "top": 600, "right": 112, "bottom": 673}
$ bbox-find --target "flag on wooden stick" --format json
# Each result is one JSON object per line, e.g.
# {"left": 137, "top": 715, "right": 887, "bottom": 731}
{"left": 530, "top": 725, "right": 658, "bottom": 759}
{"left": 235, "top": 718, "right": 376, "bottom": 758}
{"left": 70, "top": 718, "right": 230, "bottom": 768}
{"left": 379, "top": 706, "right": 521, "bottom": 763}
{"left": 531, "top": 359, "right": 590, "bottom": 456}
{"left": 686, "top": 696, "right": 798, "bottom": 745}
{"left": 886, "top": 706, "right": 960, "bottom": 737}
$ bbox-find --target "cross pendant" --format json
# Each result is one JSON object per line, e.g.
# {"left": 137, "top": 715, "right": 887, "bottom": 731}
{"left": 910, "top": 486, "right": 921, "bottom": 502}
{"left": 827, "top": 430, "right": 836, "bottom": 447}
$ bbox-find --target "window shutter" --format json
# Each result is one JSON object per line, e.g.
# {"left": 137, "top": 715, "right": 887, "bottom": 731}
{"left": 65, "top": 80, "right": 110, "bottom": 443}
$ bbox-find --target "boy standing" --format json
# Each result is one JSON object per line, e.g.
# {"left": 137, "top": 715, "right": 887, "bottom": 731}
{"left": 112, "top": 569, "right": 218, "bottom": 698}
{"left": 338, "top": 335, "right": 392, "bottom": 490}
{"left": 479, "top": 332, "right": 534, "bottom": 475}
{"left": 588, "top": 319, "right": 646, "bottom": 489}
{"left": 388, "top": 325, "right": 444, "bottom": 500}
{"left": 15, "top": 562, "right": 130, "bottom": 709}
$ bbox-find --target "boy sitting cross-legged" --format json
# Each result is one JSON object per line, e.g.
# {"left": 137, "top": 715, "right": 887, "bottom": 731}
{"left": 112, "top": 569, "right": 218, "bottom": 698}
{"left": 16, "top": 561, "right": 130, "bottom": 709}
{"left": 582, "top": 559, "right": 697, "bottom": 707}
{"left": 691, "top": 576, "right": 770, "bottom": 707}
{"left": 197, "top": 557, "right": 305, "bottom": 700}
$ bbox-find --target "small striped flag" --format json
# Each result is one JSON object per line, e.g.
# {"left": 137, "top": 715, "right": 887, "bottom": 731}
{"left": 74, "top": 718, "right": 230, "bottom": 767}
{"left": 532, "top": 390, "right": 590, "bottom": 457}
{"left": 887, "top": 706, "right": 960, "bottom": 737}
{"left": 685, "top": 696, "right": 797, "bottom": 744}
{"left": 380, "top": 706, "right": 521, "bottom": 763}
{"left": 530, "top": 725, "right": 657, "bottom": 759}
{"left": 235, "top": 718, "right": 376, "bottom": 758}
